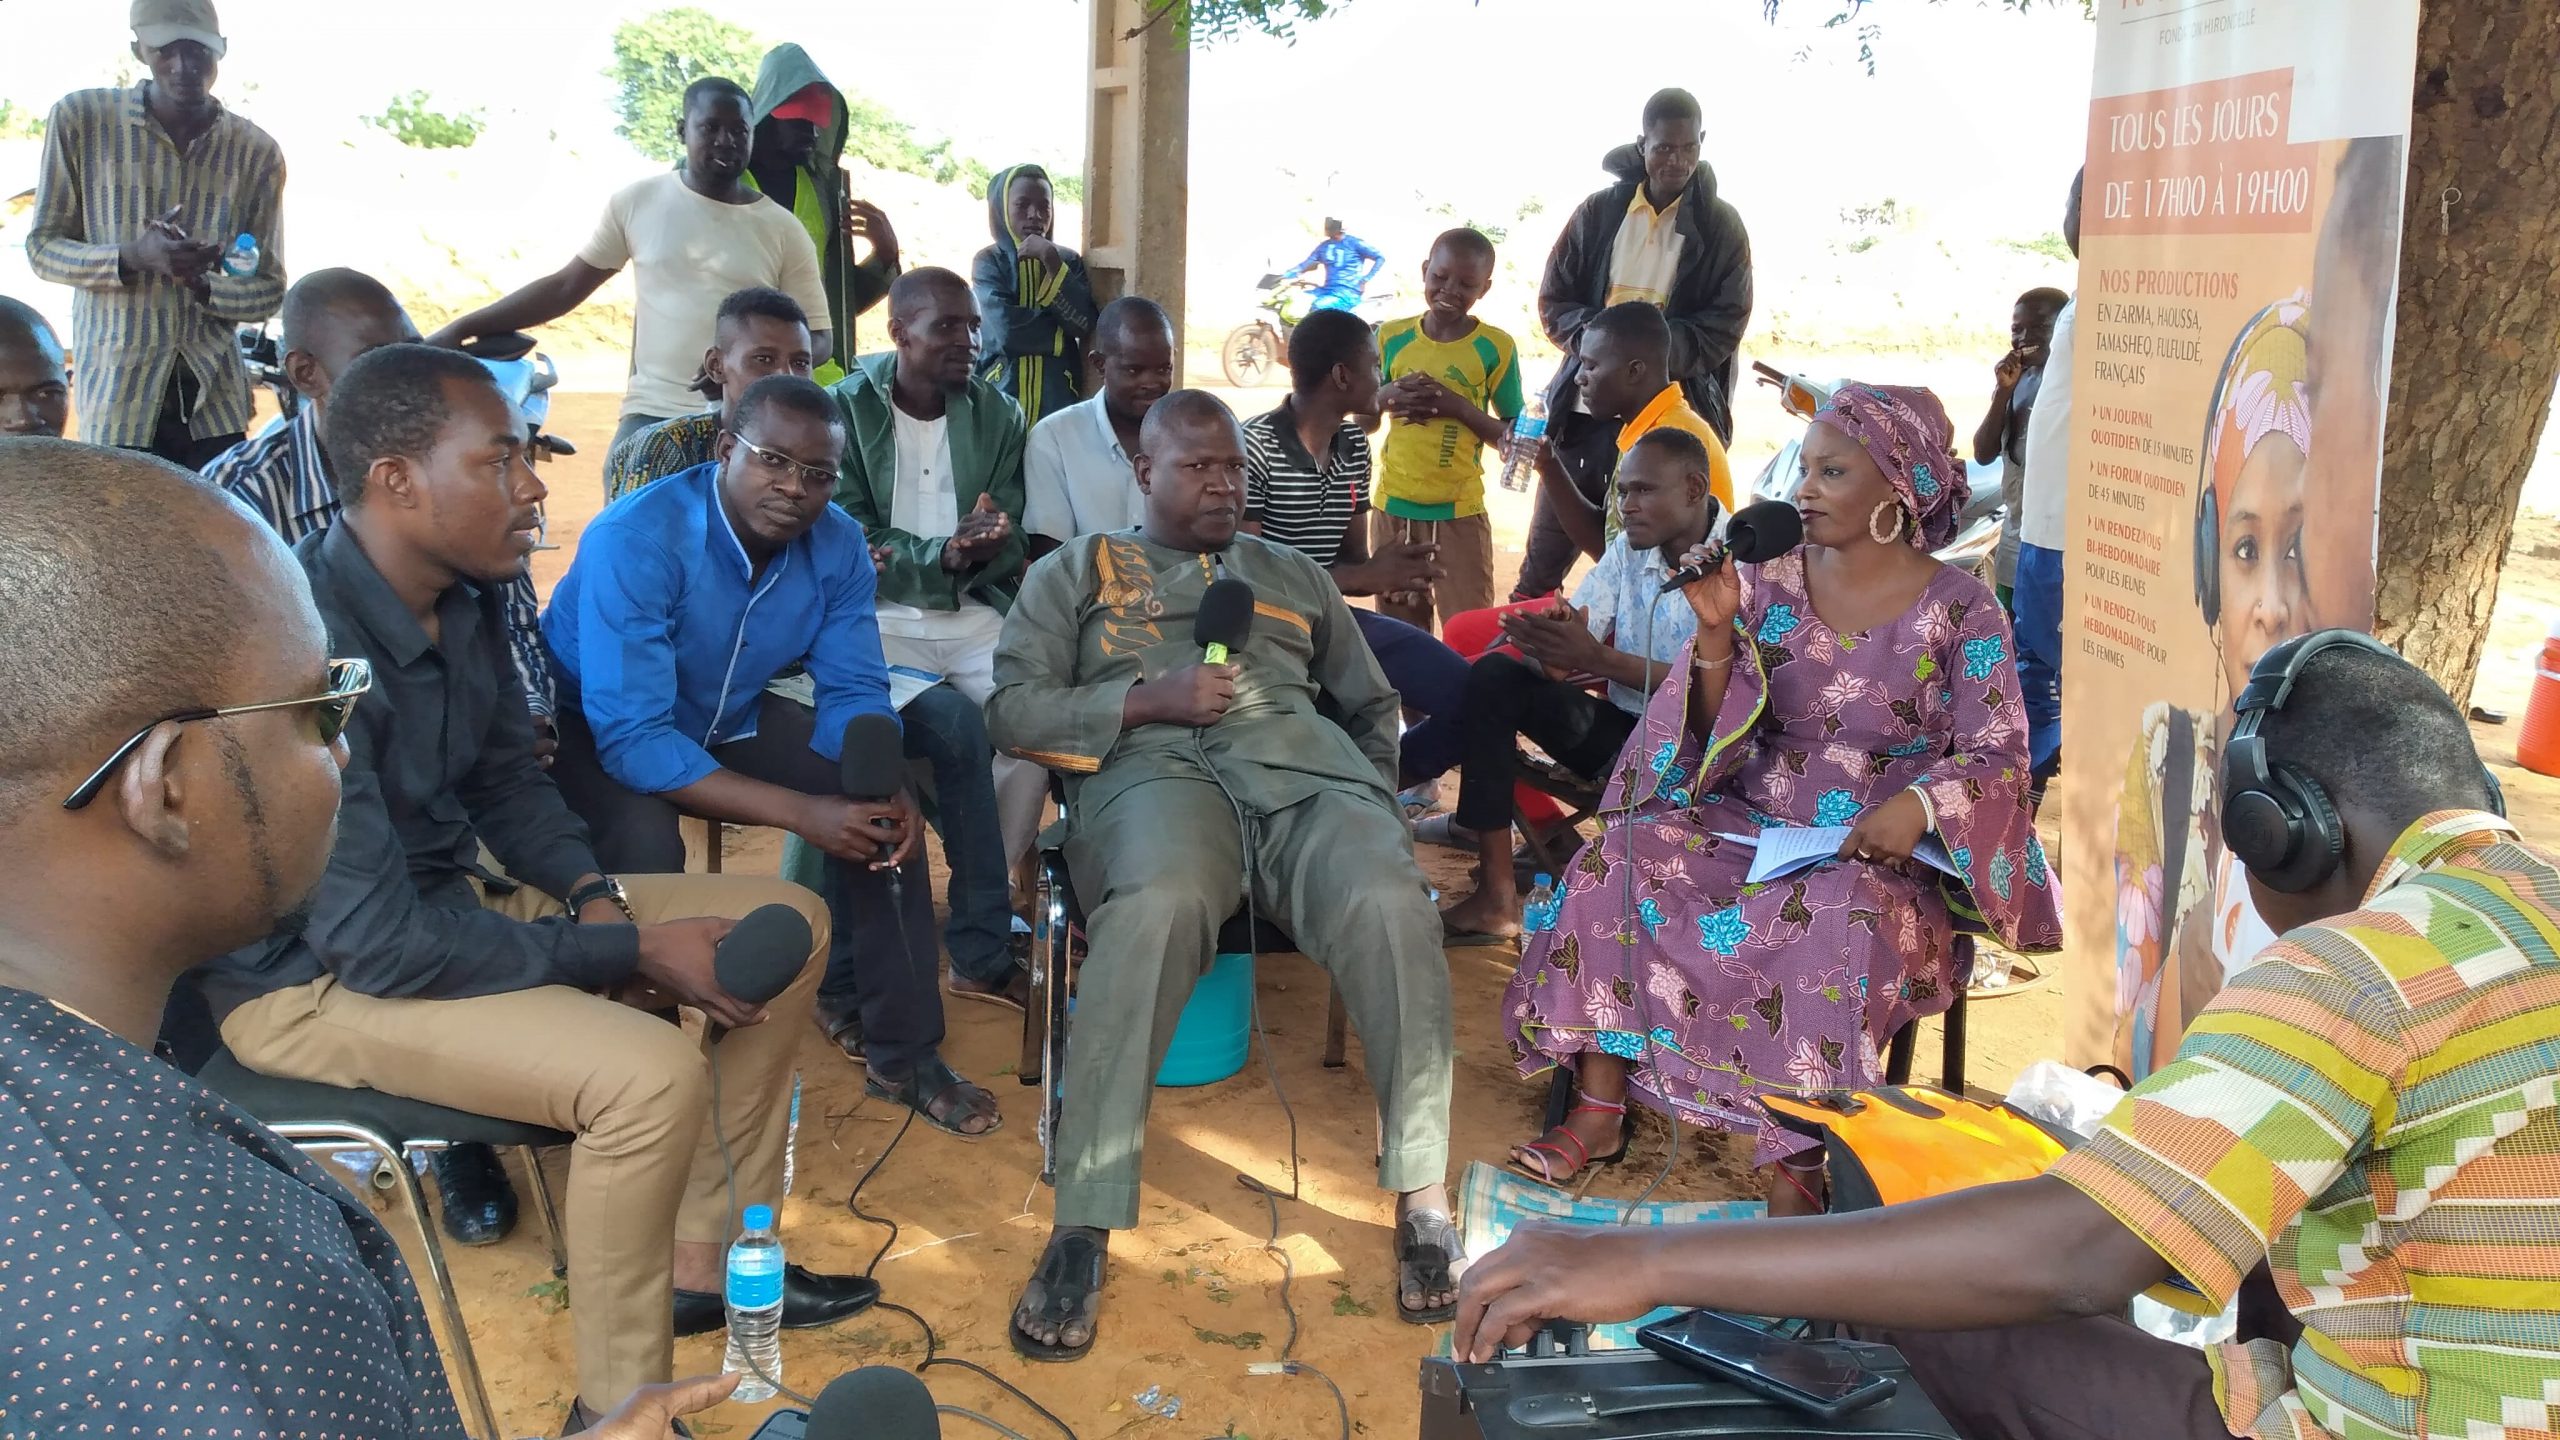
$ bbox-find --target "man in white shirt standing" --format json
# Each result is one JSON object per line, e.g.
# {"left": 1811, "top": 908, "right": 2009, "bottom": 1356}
{"left": 430, "top": 77, "right": 833, "bottom": 458}
{"left": 1023, "top": 296, "right": 1175, "bottom": 559}
{"left": 2014, "top": 168, "right": 2083, "bottom": 804}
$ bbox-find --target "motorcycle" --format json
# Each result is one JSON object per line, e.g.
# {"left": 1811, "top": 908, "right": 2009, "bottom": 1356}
{"left": 1744, "top": 360, "right": 2005, "bottom": 577}
{"left": 232, "top": 323, "right": 575, "bottom": 464}
{"left": 1218, "top": 271, "right": 1401, "bottom": 388}
{"left": 235, "top": 322, "right": 576, "bottom": 546}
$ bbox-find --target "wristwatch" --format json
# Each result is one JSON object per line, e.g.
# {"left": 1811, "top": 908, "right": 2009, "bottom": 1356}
{"left": 567, "top": 876, "right": 636, "bottom": 923}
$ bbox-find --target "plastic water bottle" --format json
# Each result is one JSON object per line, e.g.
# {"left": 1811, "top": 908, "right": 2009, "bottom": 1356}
{"left": 780, "top": 1073, "right": 801, "bottom": 1197}
{"left": 1523, "top": 874, "right": 1558, "bottom": 934}
{"left": 1498, "top": 391, "right": 1550, "bottom": 492}
{"left": 220, "top": 233, "right": 258, "bottom": 279}
{"left": 721, "top": 1204, "right": 785, "bottom": 1402}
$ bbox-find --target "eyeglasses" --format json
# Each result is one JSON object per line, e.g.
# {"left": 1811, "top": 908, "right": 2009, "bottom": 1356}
{"left": 729, "top": 432, "right": 839, "bottom": 491}
{"left": 62, "top": 658, "right": 373, "bottom": 811}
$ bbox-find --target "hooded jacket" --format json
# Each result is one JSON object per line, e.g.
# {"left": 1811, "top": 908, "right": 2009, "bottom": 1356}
{"left": 1538, "top": 143, "right": 1753, "bottom": 440}
{"left": 748, "top": 45, "right": 899, "bottom": 377}
{"left": 971, "top": 163, "right": 1097, "bottom": 426}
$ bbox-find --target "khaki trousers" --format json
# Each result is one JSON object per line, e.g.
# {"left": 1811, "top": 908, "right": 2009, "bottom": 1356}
{"left": 219, "top": 872, "right": 828, "bottom": 1409}
{"left": 1372, "top": 510, "right": 1497, "bottom": 632}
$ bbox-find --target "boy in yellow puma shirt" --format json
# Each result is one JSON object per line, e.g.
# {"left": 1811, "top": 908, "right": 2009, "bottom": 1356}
{"left": 1372, "top": 228, "right": 1522, "bottom": 632}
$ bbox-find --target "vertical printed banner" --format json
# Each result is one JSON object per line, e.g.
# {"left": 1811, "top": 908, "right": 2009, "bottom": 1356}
{"left": 2061, "top": 0, "right": 2420, "bottom": 1073}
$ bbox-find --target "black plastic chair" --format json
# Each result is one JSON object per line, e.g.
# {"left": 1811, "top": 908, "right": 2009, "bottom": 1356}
{"left": 191, "top": 1050, "right": 570, "bottom": 1440}
{"left": 162, "top": 976, "right": 569, "bottom": 1440}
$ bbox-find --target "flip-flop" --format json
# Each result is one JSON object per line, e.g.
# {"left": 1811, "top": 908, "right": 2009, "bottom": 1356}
{"left": 943, "top": 972, "right": 1030, "bottom": 1015}
{"left": 1414, "top": 813, "right": 1483, "bottom": 851}
{"left": 864, "top": 1055, "right": 1002, "bottom": 1139}
{"left": 1394, "top": 1209, "right": 1467, "bottom": 1325}
{"left": 1010, "top": 1229, "right": 1106, "bottom": 1363}
{"left": 1440, "top": 912, "right": 1518, "bottom": 948}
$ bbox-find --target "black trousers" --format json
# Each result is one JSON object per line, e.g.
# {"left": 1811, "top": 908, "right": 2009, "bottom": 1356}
{"left": 1850, "top": 1318, "right": 2241, "bottom": 1440}
{"left": 129, "top": 366, "right": 244, "bottom": 471}
{"left": 1513, "top": 405, "right": 1620, "bottom": 600}
{"left": 1452, "top": 652, "right": 1639, "bottom": 832}
{"left": 548, "top": 693, "right": 944, "bottom": 1076}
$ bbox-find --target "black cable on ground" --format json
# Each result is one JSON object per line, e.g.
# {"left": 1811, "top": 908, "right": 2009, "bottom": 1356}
{"left": 1199, "top": 718, "right": 1345, "bottom": 1440}
{"left": 835, "top": 937, "right": 1081, "bottom": 1440}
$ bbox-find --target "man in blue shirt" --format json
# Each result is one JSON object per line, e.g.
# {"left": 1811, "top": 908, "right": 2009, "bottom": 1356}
{"left": 1285, "top": 217, "right": 1384, "bottom": 312}
{"left": 546, "top": 374, "right": 1000, "bottom": 1137}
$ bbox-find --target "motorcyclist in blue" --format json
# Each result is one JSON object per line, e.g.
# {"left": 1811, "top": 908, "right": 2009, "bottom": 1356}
{"left": 1285, "top": 217, "right": 1383, "bottom": 312}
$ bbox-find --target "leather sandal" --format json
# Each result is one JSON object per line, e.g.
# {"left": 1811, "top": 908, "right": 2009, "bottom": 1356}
{"left": 1010, "top": 1228, "right": 1106, "bottom": 1363}
{"left": 1394, "top": 1208, "right": 1467, "bottom": 1325}
{"left": 864, "top": 1055, "right": 1001, "bottom": 1138}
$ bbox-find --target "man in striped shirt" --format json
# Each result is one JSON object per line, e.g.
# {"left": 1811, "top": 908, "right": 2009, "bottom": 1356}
{"left": 26, "top": 0, "right": 283, "bottom": 466}
{"left": 1457, "top": 635, "right": 2560, "bottom": 1440}
{"left": 207, "top": 269, "right": 554, "bottom": 725}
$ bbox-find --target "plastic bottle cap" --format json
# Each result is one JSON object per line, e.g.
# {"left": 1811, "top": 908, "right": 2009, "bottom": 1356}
{"left": 1534, "top": 873, "right": 1553, "bottom": 887}
{"left": 742, "top": 1204, "right": 774, "bottom": 1230}
{"left": 234, "top": 233, "right": 253, "bottom": 246}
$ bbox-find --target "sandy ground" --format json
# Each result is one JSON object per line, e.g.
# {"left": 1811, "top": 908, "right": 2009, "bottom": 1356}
{"left": 423, "top": 386, "right": 2552, "bottom": 1438}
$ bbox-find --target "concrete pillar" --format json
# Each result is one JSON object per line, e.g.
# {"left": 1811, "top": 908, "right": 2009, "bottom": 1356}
{"left": 1081, "top": 0, "right": 1191, "bottom": 379}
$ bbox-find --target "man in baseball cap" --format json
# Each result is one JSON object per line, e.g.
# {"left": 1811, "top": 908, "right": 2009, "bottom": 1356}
{"left": 27, "top": 0, "right": 278, "bottom": 466}
{"left": 131, "top": 0, "right": 227, "bottom": 59}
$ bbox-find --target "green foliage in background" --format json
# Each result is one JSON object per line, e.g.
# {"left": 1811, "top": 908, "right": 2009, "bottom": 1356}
{"left": 608, "top": 6, "right": 1081, "bottom": 198}
{"left": 605, "top": 7, "right": 765, "bottom": 163}
{"left": 365, "top": 91, "right": 485, "bottom": 150}
{"left": 1149, "top": 0, "right": 2090, "bottom": 51}
{"left": 0, "top": 100, "right": 45, "bottom": 140}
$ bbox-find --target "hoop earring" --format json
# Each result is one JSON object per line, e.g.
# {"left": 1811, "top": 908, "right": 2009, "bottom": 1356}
{"left": 1868, "top": 499, "right": 1907, "bottom": 546}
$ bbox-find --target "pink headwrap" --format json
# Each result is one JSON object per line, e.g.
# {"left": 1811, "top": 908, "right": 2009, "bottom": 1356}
{"left": 1810, "top": 382, "right": 1970, "bottom": 550}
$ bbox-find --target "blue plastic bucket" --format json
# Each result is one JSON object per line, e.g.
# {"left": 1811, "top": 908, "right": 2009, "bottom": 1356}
{"left": 1156, "top": 952, "right": 1254, "bottom": 1086}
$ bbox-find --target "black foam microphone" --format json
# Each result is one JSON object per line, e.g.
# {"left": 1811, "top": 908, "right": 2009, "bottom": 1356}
{"left": 713, "top": 903, "right": 811, "bottom": 1008}
{"left": 802, "top": 1365, "right": 941, "bottom": 1439}
{"left": 839, "top": 709, "right": 912, "bottom": 912}
{"left": 705, "top": 902, "right": 811, "bottom": 1041}
{"left": 1195, "top": 576, "right": 1255, "bottom": 663}
{"left": 839, "top": 711, "right": 907, "bottom": 801}
{"left": 1658, "top": 498, "right": 1805, "bottom": 594}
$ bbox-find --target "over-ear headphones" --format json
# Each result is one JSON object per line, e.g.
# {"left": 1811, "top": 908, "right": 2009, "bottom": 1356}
{"left": 2222, "top": 629, "right": 2506, "bottom": 893}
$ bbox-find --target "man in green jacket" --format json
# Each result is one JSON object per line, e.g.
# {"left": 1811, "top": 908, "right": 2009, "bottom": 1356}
{"left": 828, "top": 266, "right": 1043, "bottom": 904}
{"left": 747, "top": 44, "right": 901, "bottom": 387}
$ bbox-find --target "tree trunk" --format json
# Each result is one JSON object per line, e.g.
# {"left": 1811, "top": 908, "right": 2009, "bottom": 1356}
{"left": 2374, "top": 2, "right": 2560, "bottom": 701}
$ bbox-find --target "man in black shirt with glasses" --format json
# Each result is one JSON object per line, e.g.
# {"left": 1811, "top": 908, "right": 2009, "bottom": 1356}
{"left": 193, "top": 343, "right": 876, "bottom": 1433}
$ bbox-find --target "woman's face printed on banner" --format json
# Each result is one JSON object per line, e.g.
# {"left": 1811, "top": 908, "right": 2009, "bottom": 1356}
{"left": 2216, "top": 431, "right": 2308, "bottom": 699}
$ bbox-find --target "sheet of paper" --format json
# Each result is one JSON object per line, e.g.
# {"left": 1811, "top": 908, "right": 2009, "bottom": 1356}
{"left": 1743, "top": 825, "right": 1855, "bottom": 883}
{"left": 1741, "top": 825, "right": 1966, "bottom": 885}
{"left": 885, "top": 664, "right": 944, "bottom": 712}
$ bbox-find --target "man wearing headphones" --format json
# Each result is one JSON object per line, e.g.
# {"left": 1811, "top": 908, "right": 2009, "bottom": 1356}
{"left": 1455, "top": 631, "right": 2560, "bottom": 1440}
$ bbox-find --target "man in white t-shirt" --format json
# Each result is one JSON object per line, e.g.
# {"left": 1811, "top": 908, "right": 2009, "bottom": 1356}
{"left": 430, "top": 77, "right": 833, "bottom": 456}
{"left": 828, "top": 268, "right": 1043, "bottom": 875}
{"left": 2014, "top": 168, "right": 2082, "bottom": 800}
{"left": 1023, "top": 296, "right": 1174, "bottom": 560}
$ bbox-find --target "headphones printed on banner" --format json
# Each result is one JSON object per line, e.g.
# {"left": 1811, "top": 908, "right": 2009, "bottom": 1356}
{"left": 2223, "top": 629, "right": 2506, "bottom": 894}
